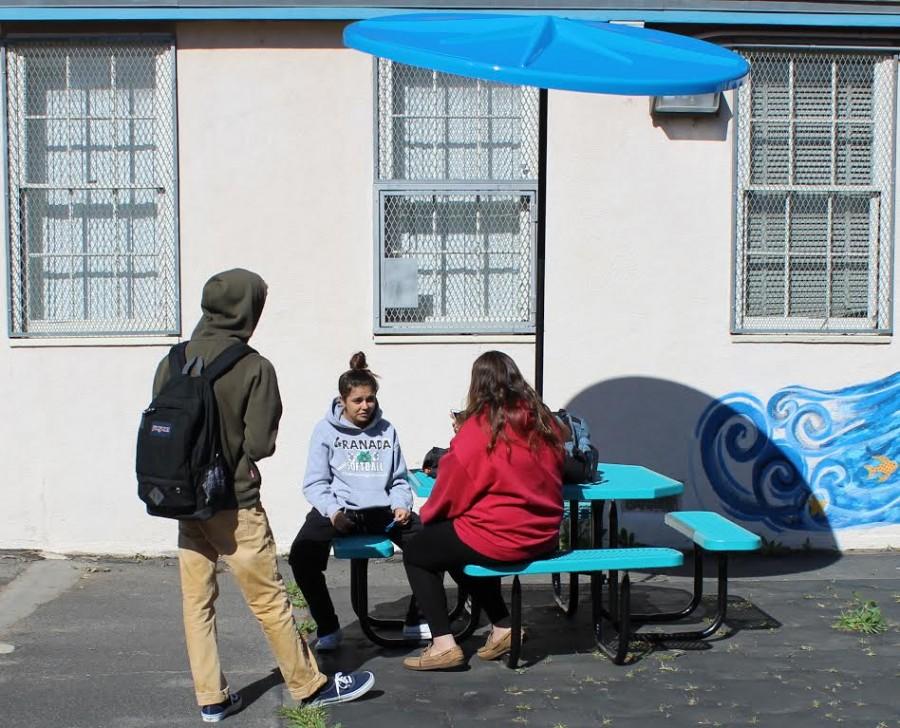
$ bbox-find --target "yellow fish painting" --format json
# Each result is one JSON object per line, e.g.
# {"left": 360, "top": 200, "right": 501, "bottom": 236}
{"left": 864, "top": 455, "right": 898, "bottom": 483}
{"left": 808, "top": 492, "right": 829, "bottom": 518}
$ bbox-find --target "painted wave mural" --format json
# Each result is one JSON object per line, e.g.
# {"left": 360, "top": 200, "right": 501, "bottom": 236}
{"left": 696, "top": 372, "right": 900, "bottom": 531}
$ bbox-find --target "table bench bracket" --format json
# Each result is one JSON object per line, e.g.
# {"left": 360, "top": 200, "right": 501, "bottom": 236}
{"left": 637, "top": 550, "right": 728, "bottom": 642}
{"left": 630, "top": 543, "right": 704, "bottom": 624}
{"left": 594, "top": 571, "right": 632, "bottom": 665}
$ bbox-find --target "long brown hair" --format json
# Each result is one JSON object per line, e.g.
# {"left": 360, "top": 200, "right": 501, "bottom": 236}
{"left": 459, "top": 351, "right": 563, "bottom": 453}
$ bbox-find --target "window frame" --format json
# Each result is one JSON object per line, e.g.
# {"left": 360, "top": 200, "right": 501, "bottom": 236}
{"left": 372, "top": 59, "right": 540, "bottom": 336}
{"left": 731, "top": 47, "right": 897, "bottom": 336}
{"left": 3, "top": 34, "right": 181, "bottom": 339}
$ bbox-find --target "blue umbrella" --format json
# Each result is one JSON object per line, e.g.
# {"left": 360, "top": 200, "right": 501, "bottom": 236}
{"left": 345, "top": 13, "right": 748, "bottom": 392}
{"left": 344, "top": 13, "right": 748, "bottom": 94}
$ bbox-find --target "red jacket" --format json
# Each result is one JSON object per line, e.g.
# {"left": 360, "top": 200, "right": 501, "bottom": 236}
{"left": 420, "top": 411, "right": 564, "bottom": 562}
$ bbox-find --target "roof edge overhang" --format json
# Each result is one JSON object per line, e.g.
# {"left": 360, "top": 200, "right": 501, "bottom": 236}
{"left": 2, "top": 5, "right": 900, "bottom": 27}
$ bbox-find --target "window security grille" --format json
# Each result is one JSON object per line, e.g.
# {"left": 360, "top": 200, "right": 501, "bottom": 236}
{"left": 734, "top": 51, "right": 896, "bottom": 334}
{"left": 6, "top": 40, "right": 179, "bottom": 337}
{"left": 375, "top": 59, "right": 539, "bottom": 333}
{"left": 380, "top": 192, "right": 536, "bottom": 331}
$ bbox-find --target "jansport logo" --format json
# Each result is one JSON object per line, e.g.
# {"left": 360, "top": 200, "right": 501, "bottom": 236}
{"left": 150, "top": 422, "right": 173, "bottom": 437}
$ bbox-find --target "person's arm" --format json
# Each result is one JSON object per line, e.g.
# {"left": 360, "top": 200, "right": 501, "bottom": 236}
{"left": 302, "top": 426, "right": 342, "bottom": 519}
{"left": 243, "top": 358, "right": 283, "bottom": 462}
{"left": 419, "top": 443, "right": 490, "bottom": 523}
{"left": 387, "top": 429, "right": 413, "bottom": 515}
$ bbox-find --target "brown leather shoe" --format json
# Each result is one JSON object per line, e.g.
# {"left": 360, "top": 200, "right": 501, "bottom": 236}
{"left": 476, "top": 628, "right": 525, "bottom": 661}
{"left": 403, "top": 644, "right": 466, "bottom": 671}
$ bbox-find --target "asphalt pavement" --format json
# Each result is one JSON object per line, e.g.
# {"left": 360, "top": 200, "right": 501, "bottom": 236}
{"left": 0, "top": 549, "right": 897, "bottom": 728}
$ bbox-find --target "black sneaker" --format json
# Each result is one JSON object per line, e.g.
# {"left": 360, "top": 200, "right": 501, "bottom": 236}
{"left": 306, "top": 671, "right": 375, "bottom": 706}
{"left": 200, "top": 692, "right": 243, "bottom": 722}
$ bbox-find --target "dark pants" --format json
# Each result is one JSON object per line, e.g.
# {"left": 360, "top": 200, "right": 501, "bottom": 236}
{"left": 289, "top": 507, "right": 423, "bottom": 638}
{"left": 403, "top": 519, "right": 512, "bottom": 638}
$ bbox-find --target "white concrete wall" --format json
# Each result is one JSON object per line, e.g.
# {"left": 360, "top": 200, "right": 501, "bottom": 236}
{"left": 0, "top": 22, "right": 534, "bottom": 555}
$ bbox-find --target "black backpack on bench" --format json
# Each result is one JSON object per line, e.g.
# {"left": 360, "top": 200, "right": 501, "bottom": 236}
{"left": 554, "top": 409, "right": 600, "bottom": 484}
{"left": 136, "top": 342, "right": 254, "bottom": 520}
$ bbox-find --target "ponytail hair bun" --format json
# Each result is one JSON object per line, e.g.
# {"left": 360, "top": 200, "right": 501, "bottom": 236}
{"left": 338, "top": 351, "right": 379, "bottom": 398}
{"left": 349, "top": 351, "right": 369, "bottom": 371}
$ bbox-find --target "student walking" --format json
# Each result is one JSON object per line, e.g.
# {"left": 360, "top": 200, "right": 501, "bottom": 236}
{"left": 289, "top": 352, "right": 428, "bottom": 651}
{"left": 151, "top": 269, "right": 373, "bottom": 722}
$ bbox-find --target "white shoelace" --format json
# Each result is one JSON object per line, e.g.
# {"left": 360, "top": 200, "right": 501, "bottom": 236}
{"left": 334, "top": 672, "right": 353, "bottom": 692}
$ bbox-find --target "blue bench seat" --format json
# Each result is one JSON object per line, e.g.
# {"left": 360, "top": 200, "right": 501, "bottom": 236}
{"left": 464, "top": 547, "right": 684, "bottom": 667}
{"left": 664, "top": 511, "right": 761, "bottom": 552}
{"left": 332, "top": 534, "right": 395, "bottom": 560}
{"left": 464, "top": 548, "right": 683, "bottom": 578}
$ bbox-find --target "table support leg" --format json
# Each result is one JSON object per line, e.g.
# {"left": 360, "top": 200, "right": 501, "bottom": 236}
{"left": 608, "top": 501, "right": 619, "bottom": 621}
{"left": 507, "top": 575, "right": 523, "bottom": 669}
{"left": 553, "top": 499, "right": 581, "bottom": 616}
{"left": 595, "top": 570, "right": 631, "bottom": 665}
{"left": 632, "top": 544, "right": 704, "bottom": 624}
{"left": 589, "top": 500, "right": 606, "bottom": 628}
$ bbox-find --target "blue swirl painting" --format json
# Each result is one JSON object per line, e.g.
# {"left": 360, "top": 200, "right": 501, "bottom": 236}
{"left": 696, "top": 372, "right": 900, "bottom": 531}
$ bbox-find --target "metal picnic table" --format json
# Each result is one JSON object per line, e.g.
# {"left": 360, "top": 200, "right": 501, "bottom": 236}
{"left": 409, "top": 464, "right": 684, "bottom": 624}
{"left": 557, "top": 465, "right": 684, "bottom": 631}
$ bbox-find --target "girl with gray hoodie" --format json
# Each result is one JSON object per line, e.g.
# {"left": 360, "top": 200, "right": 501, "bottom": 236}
{"left": 288, "top": 352, "right": 428, "bottom": 650}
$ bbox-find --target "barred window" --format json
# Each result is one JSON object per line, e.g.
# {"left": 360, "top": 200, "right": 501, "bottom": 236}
{"left": 733, "top": 50, "right": 896, "bottom": 334}
{"left": 374, "top": 60, "right": 540, "bottom": 334}
{"left": 5, "top": 39, "right": 179, "bottom": 337}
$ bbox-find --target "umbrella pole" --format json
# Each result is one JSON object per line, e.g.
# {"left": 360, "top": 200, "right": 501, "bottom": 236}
{"left": 535, "top": 88, "right": 548, "bottom": 397}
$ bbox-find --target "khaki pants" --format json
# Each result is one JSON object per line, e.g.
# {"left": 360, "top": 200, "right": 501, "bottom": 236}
{"left": 178, "top": 503, "right": 327, "bottom": 706}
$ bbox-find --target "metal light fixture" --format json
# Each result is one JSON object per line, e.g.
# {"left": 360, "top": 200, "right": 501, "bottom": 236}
{"left": 650, "top": 92, "right": 721, "bottom": 115}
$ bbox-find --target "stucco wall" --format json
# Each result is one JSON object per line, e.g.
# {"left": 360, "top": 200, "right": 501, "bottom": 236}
{"left": 0, "top": 22, "right": 534, "bottom": 554}
{"left": 543, "top": 86, "right": 900, "bottom": 550}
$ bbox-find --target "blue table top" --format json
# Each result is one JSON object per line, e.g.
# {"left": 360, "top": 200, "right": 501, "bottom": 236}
{"left": 409, "top": 463, "right": 683, "bottom": 500}
{"left": 409, "top": 470, "right": 437, "bottom": 498}
{"left": 563, "top": 464, "right": 684, "bottom": 500}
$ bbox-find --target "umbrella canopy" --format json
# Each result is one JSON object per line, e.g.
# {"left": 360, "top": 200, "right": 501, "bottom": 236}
{"left": 343, "top": 13, "right": 748, "bottom": 95}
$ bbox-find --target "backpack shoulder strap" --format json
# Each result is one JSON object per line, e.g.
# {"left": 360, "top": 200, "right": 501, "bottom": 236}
{"left": 201, "top": 343, "right": 257, "bottom": 383}
{"left": 167, "top": 342, "right": 189, "bottom": 379}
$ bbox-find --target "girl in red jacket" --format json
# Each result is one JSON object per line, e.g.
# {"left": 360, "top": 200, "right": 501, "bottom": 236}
{"left": 402, "top": 351, "right": 565, "bottom": 671}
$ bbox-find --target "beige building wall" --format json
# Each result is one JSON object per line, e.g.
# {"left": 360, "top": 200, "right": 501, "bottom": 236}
{"left": 543, "top": 86, "right": 900, "bottom": 550}
{"left": 0, "top": 22, "right": 534, "bottom": 554}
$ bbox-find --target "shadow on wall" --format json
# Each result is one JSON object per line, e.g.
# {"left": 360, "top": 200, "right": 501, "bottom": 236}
{"left": 563, "top": 375, "right": 885, "bottom": 569}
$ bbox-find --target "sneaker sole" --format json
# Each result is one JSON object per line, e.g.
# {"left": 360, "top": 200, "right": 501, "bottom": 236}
{"left": 402, "top": 626, "right": 431, "bottom": 640}
{"left": 201, "top": 699, "right": 242, "bottom": 723}
{"left": 402, "top": 656, "right": 467, "bottom": 671}
{"left": 309, "top": 673, "right": 375, "bottom": 706}
{"left": 402, "top": 629, "right": 433, "bottom": 640}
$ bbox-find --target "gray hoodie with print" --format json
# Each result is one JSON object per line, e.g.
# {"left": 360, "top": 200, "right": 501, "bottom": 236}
{"left": 302, "top": 398, "right": 413, "bottom": 518}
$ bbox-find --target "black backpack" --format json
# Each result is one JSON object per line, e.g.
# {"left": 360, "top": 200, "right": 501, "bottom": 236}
{"left": 136, "top": 342, "right": 254, "bottom": 520}
{"left": 554, "top": 409, "right": 600, "bottom": 484}
{"left": 421, "top": 446, "right": 449, "bottom": 477}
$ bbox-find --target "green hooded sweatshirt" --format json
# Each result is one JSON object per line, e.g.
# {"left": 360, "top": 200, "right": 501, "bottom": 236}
{"left": 153, "top": 268, "right": 282, "bottom": 508}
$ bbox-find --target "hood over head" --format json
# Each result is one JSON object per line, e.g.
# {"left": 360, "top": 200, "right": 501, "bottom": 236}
{"left": 327, "top": 397, "right": 383, "bottom": 433}
{"left": 192, "top": 268, "right": 267, "bottom": 341}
